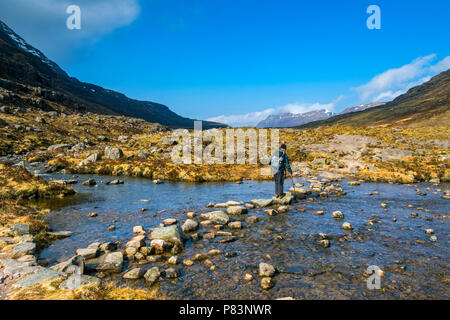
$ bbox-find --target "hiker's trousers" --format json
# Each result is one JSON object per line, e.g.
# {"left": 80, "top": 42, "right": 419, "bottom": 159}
{"left": 274, "top": 171, "right": 285, "bottom": 195}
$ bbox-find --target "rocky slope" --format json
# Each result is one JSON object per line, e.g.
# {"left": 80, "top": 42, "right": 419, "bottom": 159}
{"left": 0, "top": 20, "right": 225, "bottom": 129}
{"left": 298, "top": 70, "right": 450, "bottom": 128}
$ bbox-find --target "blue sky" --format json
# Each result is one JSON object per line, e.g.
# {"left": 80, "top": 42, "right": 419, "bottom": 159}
{"left": 1, "top": 0, "right": 449, "bottom": 126}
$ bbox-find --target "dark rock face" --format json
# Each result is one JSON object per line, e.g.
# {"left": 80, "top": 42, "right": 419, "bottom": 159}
{"left": 0, "top": 20, "right": 225, "bottom": 129}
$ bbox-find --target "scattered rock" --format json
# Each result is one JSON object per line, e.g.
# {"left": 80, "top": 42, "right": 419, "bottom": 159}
{"left": 187, "top": 212, "right": 196, "bottom": 218}
{"left": 245, "top": 216, "right": 259, "bottom": 223}
{"left": 50, "top": 255, "right": 84, "bottom": 275}
{"left": 123, "top": 268, "right": 145, "bottom": 279}
{"left": 104, "top": 146, "right": 123, "bottom": 160}
{"left": 331, "top": 211, "right": 344, "bottom": 219}
{"left": 13, "top": 241, "right": 36, "bottom": 258}
{"left": 97, "top": 252, "right": 123, "bottom": 273}
{"left": 244, "top": 273, "right": 253, "bottom": 281}
{"left": 163, "top": 218, "right": 178, "bottom": 226}
{"left": 168, "top": 256, "right": 178, "bottom": 265}
{"left": 264, "top": 209, "right": 278, "bottom": 216}
{"left": 106, "top": 179, "right": 124, "bottom": 185}
{"left": 149, "top": 225, "right": 187, "bottom": 246}
{"left": 133, "top": 226, "right": 145, "bottom": 235}
{"left": 228, "top": 221, "right": 242, "bottom": 229}
{"left": 319, "top": 239, "right": 330, "bottom": 248}
{"left": 425, "top": 229, "right": 434, "bottom": 235}
{"left": 164, "top": 267, "right": 180, "bottom": 279}
{"left": 144, "top": 267, "right": 161, "bottom": 284}
{"left": 9, "top": 224, "right": 30, "bottom": 236}
{"left": 251, "top": 199, "right": 273, "bottom": 207}
{"left": 226, "top": 206, "right": 248, "bottom": 215}
{"left": 47, "top": 231, "right": 73, "bottom": 238}
{"left": 76, "top": 248, "right": 98, "bottom": 259}
{"left": 82, "top": 179, "right": 96, "bottom": 186}
{"left": 260, "top": 277, "right": 274, "bottom": 290}
{"left": 259, "top": 263, "right": 276, "bottom": 277}
{"left": 200, "top": 211, "right": 230, "bottom": 225}
{"left": 342, "top": 222, "right": 354, "bottom": 231}
{"left": 13, "top": 267, "right": 64, "bottom": 288}
{"left": 181, "top": 219, "right": 198, "bottom": 233}
{"left": 59, "top": 274, "right": 100, "bottom": 290}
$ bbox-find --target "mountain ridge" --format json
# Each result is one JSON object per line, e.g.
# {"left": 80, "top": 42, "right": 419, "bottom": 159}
{"left": 0, "top": 20, "right": 226, "bottom": 129}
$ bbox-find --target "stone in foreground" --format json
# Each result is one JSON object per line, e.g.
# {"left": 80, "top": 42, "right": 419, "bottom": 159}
{"left": 259, "top": 263, "right": 276, "bottom": 277}
{"left": 59, "top": 274, "right": 100, "bottom": 290}
{"left": 149, "top": 225, "right": 187, "bottom": 246}
{"left": 200, "top": 211, "right": 230, "bottom": 225}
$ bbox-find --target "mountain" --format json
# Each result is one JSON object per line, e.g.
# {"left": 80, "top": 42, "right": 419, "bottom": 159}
{"left": 338, "top": 102, "right": 385, "bottom": 115}
{"left": 0, "top": 20, "right": 226, "bottom": 129}
{"left": 297, "top": 70, "right": 450, "bottom": 128}
{"left": 257, "top": 109, "right": 334, "bottom": 128}
{"left": 256, "top": 102, "right": 385, "bottom": 128}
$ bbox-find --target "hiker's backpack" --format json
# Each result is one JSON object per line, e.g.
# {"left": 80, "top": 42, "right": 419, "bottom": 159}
{"left": 270, "top": 150, "right": 285, "bottom": 175}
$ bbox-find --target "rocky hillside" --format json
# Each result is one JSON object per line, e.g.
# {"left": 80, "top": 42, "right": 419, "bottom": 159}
{"left": 0, "top": 20, "right": 225, "bottom": 129}
{"left": 298, "top": 70, "right": 450, "bottom": 128}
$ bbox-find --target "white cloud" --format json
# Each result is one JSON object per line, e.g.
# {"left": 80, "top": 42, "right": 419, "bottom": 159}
{"left": 0, "top": 0, "right": 140, "bottom": 60}
{"left": 354, "top": 54, "right": 450, "bottom": 102}
{"left": 208, "top": 98, "right": 341, "bottom": 126}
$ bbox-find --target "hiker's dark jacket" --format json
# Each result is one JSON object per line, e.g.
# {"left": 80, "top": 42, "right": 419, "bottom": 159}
{"left": 270, "top": 148, "right": 293, "bottom": 175}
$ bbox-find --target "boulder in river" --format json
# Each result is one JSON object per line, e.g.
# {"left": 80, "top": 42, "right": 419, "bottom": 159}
{"left": 250, "top": 199, "right": 273, "bottom": 207}
{"left": 226, "top": 206, "right": 248, "bottom": 215}
{"left": 133, "top": 226, "right": 145, "bottom": 235}
{"left": 342, "top": 222, "right": 354, "bottom": 231}
{"left": 228, "top": 221, "right": 242, "bottom": 229}
{"left": 144, "top": 267, "right": 160, "bottom": 284}
{"left": 47, "top": 231, "right": 73, "bottom": 239}
{"left": 331, "top": 211, "right": 344, "bottom": 219}
{"left": 272, "top": 192, "right": 294, "bottom": 205}
{"left": 164, "top": 267, "right": 180, "bottom": 279}
{"left": 106, "top": 179, "right": 124, "bottom": 185}
{"left": 200, "top": 211, "right": 230, "bottom": 225}
{"left": 149, "top": 225, "right": 187, "bottom": 246}
{"left": 97, "top": 252, "right": 123, "bottom": 273}
{"left": 123, "top": 268, "right": 146, "bottom": 279}
{"left": 181, "top": 219, "right": 199, "bottom": 233}
{"left": 260, "top": 277, "right": 274, "bottom": 290}
{"left": 259, "top": 263, "right": 276, "bottom": 277}
{"left": 76, "top": 247, "right": 98, "bottom": 259}
{"left": 82, "top": 179, "right": 96, "bottom": 186}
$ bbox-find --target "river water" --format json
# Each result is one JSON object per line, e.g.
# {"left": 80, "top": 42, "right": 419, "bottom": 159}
{"left": 33, "top": 172, "right": 449, "bottom": 299}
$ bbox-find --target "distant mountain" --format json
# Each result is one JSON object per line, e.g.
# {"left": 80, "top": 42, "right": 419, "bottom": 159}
{"left": 256, "top": 102, "right": 385, "bottom": 128}
{"left": 0, "top": 20, "right": 226, "bottom": 129}
{"left": 338, "top": 102, "right": 385, "bottom": 115}
{"left": 297, "top": 69, "right": 450, "bottom": 128}
{"left": 257, "top": 109, "right": 334, "bottom": 128}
